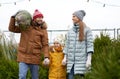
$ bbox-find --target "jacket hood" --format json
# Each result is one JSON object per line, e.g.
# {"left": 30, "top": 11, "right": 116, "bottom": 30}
{"left": 32, "top": 21, "right": 47, "bottom": 29}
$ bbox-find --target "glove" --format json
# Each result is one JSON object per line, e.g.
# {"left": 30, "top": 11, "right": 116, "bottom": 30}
{"left": 62, "top": 55, "right": 67, "bottom": 65}
{"left": 43, "top": 58, "right": 50, "bottom": 65}
{"left": 86, "top": 53, "right": 92, "bottom": 70}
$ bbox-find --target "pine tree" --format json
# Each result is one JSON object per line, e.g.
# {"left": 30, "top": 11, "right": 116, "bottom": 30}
{"left": 85, "top": 32, "right": 120, "bottom": 79}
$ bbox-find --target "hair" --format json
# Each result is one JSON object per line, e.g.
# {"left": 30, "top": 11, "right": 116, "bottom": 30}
{"left": 79, "top": 21, "right": 84, "bottom": 41}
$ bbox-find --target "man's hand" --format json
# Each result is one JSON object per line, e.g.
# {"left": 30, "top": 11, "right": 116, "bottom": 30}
{"left": 43, "top": 58, "right": 50, "bottom": 65}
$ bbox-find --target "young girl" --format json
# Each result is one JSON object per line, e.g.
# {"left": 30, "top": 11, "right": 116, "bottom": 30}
{"left": 48, "top": 35, "right": 66, "bottom": 79}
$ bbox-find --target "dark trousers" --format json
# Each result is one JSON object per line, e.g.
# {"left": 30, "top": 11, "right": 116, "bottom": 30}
{"left": 68, "top": 64, "right": 84, "bottom": 79}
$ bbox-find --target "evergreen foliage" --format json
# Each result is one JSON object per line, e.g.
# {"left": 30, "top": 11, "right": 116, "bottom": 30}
{"left": 85, "top": 32, "right": 120, "bottom": 79}
{"left": 1, "top": 31, "right": 120, "bottom": 79}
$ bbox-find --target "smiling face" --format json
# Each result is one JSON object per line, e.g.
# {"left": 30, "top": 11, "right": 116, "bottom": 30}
{"left": 34, "top": 17, "right": 43, "bottom": 24}
{"left": 53, "top": 41, "right": 63, "bottom": 52}
{"left": 54, "top": 41, "right": 61, "bottom": 47}
{"left": 72, "top": 15, "right": 80, "bottom": 24}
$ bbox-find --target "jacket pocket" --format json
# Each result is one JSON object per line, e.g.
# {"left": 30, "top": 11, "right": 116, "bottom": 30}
{"left": 32, "top": 48, "right": 41, "bottom": 55}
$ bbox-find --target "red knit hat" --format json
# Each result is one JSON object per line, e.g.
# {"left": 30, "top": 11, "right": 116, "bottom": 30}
{"left": 33, "top": 9, "right": 44, "bottom": 20}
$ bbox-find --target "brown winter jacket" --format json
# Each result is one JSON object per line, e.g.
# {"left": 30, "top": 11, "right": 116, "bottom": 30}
{"left": 8, "top": 16, "right": 49, "bottom": 64}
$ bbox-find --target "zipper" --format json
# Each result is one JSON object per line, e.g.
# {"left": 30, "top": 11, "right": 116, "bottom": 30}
{"left": 73, "top": 30, "right": 78, "bottom": 64}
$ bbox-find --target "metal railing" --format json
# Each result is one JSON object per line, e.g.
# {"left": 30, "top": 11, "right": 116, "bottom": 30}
{"left": 3, "top": 28, "right": 119, "bottom": 43}
{"left": 48, "top": 28, "right": 116, "bottom": 42}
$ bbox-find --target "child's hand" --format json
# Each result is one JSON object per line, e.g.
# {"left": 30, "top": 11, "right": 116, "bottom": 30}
{"left": 62, "top": 55, "right": 66, "bottom": 65}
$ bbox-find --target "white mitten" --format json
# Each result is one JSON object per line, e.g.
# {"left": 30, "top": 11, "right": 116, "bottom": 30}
{"left": 43, "top": 58, "right": 50, "bottom": 65}
{"left": 62, "top": 55, "right": 67, "bottom": 65}
{"left": 86, "top": 53, "right": 92, "bottom": 70}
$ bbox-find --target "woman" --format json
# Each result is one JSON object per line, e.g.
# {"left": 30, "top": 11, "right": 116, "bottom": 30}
{"left": 62, "top": 10, "right": 94, "bottom": 79}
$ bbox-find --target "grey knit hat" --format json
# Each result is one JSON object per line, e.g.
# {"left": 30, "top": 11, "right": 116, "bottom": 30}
{"left": 73, "top": 10, "right": 86, "bottom": 21}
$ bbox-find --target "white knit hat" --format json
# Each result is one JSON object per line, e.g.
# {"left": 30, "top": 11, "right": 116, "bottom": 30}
{"left": 53, "top": 34, "right": 66, "bottom": 46}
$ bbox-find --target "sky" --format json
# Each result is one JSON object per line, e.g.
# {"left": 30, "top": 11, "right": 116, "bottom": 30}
{"left": 0, "top": 0, "right": 120, "bottom": 30}
{"left": 0, "top": 0, "right": 120, "bottom": 42}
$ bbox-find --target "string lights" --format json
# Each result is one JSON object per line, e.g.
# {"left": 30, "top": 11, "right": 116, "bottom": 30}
{"left": 0, "top": 0, "right": 120, "bottom": 8}
{"left": 103, "top": 4, "right": 105, "bottom": 7}
{"left": 87, "top": 0, "right": 120, "bottom": 7}
{"left": 0, "top": 0, "right": 30, "bottom": 6}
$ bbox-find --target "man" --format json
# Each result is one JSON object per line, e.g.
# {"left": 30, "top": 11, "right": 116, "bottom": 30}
{"left": 8, "top": 9, "right": 50, "bottom": 79}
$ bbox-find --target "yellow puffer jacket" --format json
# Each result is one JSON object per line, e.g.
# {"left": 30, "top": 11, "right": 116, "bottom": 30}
{"left": 49, "top": 46, "right": 66, "bottom": 79}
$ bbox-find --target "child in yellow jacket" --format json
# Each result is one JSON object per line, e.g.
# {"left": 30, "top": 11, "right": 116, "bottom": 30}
{"left": 48, "top": 35, "right": 66, "bottom": 79}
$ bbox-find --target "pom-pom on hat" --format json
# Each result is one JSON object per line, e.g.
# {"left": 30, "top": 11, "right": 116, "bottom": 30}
{"left": 33, "top": 9, "right": 43, "bottom": 20}
{"left": 73, "top": 10, "right": 86, "bottom": 21}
